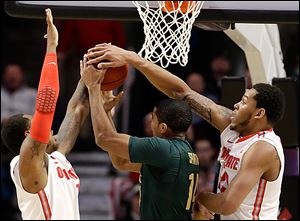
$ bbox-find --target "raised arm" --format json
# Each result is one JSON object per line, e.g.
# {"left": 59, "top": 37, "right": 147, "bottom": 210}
{"left": 54, "top": 78, "right": 89, "bottom": 156}
{"left": 104, "top": 96, "right": 141, "bottom": 173}
{"left": 81, "top": 57, "right": 141, "bottom": 172}
{"left": 19, "top": 9, "right": 59, "bottom": 193}
{"left": 86, "top": 44, "right": 232, "bottom": 132}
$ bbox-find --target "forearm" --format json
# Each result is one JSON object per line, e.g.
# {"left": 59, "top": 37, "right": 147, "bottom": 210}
{"left": 55, "top": 105, "right": 89, "bottom": 155}
{"left": 55, "top": 81, "right": 89, "bottom": 155}
{"left": 198, "top": 192, "right": 235, "bottom": 215}
{"left": 88, "top": 85, "right": 115, "bottom": 150}
{"left": 107, "top": 111, "right": 117, "bottom": 132}
{"left": 198, "top": 192, "right": 225, "bottom": 215}
{"left": 46, "top": 43, "right": 57, "bottom": 54}
{"left": 30, "top": 52, "right": 59, "bottom": 143}
{"left": 106, "top": 111, "right": 134, "bottom": 171}
{"left": 67, "top": 79, "right": 89, "bottom": 115}
{"left": 184, "top": 91, "right": 232, "bottom": 132}
{"left": 126, "top": 51, "right": 190, "bottom": 99}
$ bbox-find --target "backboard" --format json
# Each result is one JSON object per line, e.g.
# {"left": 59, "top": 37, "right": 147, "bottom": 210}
{"left": 4, "top": 1, "right": 299, "bottom": 24}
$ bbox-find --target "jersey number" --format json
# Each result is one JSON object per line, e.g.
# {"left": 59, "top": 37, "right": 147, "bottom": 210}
{"left": 185, "top": 173, "right": 199, "bottom": 210}
{"left": 218, "top": 171, "right": 229, "bottom": 193}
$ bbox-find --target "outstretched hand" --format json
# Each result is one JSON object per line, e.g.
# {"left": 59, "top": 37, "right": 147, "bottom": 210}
{"left": 102, "top": 90, "right": 124, "bottom": 113}
{"left": 80, "top": 55, "right": 107, "bottom": 89}
{"left": 86, "top": 43, "right": 129, "bottom": 69}
{"left": 44, "top": 8, "right": 58, "bottom": 52}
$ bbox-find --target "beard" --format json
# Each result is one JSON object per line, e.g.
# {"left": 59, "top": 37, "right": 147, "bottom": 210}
{"left": 229, "top": 114, "right": 252, "bottom": 133}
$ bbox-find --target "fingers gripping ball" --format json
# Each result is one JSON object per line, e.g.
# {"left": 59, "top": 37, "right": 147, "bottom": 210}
{"left": 93, "top": 63, "right": 128, "bottom": 91}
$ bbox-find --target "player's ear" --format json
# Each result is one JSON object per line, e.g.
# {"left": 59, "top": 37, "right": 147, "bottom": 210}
{"left": 24, "top": 130, "right": 30, "bottom": 137}
{"left": 160, "top": 123, "right": 168, "bottom": 133}
{"left": 254, "top": 108, "right": 265, "bottom": 119}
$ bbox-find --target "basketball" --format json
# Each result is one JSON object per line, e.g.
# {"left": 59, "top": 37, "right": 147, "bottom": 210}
{"left": 162, "top": 1, "right": 195, "bottom": 14}
{"left": 100, "top": 65, "right": 128, "bottom": 91}
{"left": 89, "top": 56, "right": 128, "bottom": 91}
{"left": 3, "top": 2, "right": 299, "bottom": 221}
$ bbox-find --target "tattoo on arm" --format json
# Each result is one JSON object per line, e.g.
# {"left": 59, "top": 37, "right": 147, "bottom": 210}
{"left": 67, "top": 80, "right": 89, "bottom": 111}
{"left": 55, "top": 113, "right": 82, "bottom": 155}
{"left": 55, "top": 80, "right": 90, "bottom": 155}
{"left": 217, "top": 105, "right": 234, "bottom": 120}
{"left": 184, "top": 93, "right": 214, "bottom": 123}
{"left": 184, "top": 91, "right": 233, "bottom": 131}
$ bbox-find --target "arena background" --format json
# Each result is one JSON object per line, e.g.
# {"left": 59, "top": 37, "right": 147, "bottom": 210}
{"left": 1, "top": 2, "right": 299, "bottom": 220}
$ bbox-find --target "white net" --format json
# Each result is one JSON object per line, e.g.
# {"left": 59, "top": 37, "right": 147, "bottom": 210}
{"left": 132, "top": 1, "right": 204, "bottom": 68}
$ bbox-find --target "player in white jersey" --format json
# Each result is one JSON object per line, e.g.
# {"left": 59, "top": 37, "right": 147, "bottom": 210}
{"left": 1, "top": 9, "right": 89, "bottom": 220}
{"left": 83, "top": 44, "right": 286, "bottom": 220}
{"left": 217, "top": 125, "right": 284, "bottom": 219}
{"left": 1, "top": 10, "right": 121, "bottom": 220}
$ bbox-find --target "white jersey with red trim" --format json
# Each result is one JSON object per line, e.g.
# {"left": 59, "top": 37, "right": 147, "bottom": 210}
{"left": 217, "top": 126, "right": 284, "bottom": 220}
{"left": 10, "top": 151, "right": 80, "bottom": 220}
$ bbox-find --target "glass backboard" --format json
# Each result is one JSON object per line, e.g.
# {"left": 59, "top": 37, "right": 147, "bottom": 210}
{"left": 4, "top": 1, "right": 299, "bottom": 24}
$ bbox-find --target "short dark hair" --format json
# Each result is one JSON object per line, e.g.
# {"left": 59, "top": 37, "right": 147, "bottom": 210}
{"left": 155, "top": 99, "right": 192, "bottom": 133}
{"left": 253, "top": 83, "right": 285, "bottom": 126}
{"left": 1, "top": 114, "right": 30, "bottom": 155}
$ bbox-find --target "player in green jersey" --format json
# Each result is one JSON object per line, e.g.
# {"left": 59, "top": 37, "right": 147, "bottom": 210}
{"left": 80, "top": 56, "right": 199, "bottom": 219}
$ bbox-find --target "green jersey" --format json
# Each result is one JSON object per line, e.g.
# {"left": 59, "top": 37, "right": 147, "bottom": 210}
{"left": 129, "top": 136, "right": 199, "bottom": 220}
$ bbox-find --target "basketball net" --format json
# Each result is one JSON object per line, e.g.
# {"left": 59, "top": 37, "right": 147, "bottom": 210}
{"left": 132, "top": 1, "right": 204, "bottom": 68}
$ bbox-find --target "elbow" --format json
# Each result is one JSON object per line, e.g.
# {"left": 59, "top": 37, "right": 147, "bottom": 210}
{"left": 111, "top": 162, "right": 127, "bottom": 172}
{"left": 173, "top": 85, "right": 191, "bottom": 100}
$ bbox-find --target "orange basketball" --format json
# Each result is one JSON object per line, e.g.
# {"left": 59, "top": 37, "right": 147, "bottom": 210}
{"left": 101, "top": 65, "right": 128, "bottom": 91}
{"left": 162, "top": 1, "right": 195, "bottom": 14}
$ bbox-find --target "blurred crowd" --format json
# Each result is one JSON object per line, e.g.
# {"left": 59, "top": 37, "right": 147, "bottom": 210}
{"left": 1, "top": 12, "right": 298, "bottom": 220}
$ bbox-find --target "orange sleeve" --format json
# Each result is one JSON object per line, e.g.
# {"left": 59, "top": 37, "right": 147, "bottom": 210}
{"left": 30, "top": 53, "right": 59, "bottom": 143}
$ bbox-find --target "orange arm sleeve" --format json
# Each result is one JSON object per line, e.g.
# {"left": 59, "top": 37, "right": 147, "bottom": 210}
{"left": 30, "top": 53, "right": 59, "bottom": 143}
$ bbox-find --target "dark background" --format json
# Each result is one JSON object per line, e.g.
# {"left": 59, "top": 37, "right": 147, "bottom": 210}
{"left": 1, "top": 2, "right": 299, "bottom": 220}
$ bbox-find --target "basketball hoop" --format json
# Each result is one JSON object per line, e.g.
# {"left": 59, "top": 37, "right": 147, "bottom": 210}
{"left": 132, "top": 1, "right": 205, "bottom": 68}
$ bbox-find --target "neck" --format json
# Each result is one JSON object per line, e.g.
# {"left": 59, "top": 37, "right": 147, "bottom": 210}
{"left": 166, "top": 132, "right": 186, "bottom": 139}
{"left": 240, "top": 124, "right": 272, "bottom": 137}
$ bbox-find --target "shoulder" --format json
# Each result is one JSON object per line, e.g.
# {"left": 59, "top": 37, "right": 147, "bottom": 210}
{"left": 250, "top": 140, "right": 278, "bottom": 156}
{"left": 129, "top": 136, "right": 172, "bottom": 156}
{"left": 50, "top": 151, "right": 67, "bottom": 162}
{"left": 242, "top": 140, "right": 277, "bottom": 169}
{"left": 130, "top": 136, "right": 170, "bottom": 146}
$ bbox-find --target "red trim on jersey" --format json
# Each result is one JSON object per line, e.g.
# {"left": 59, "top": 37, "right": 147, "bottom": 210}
{"left": 38, "top": 190, "right": 52, "bottom": 220}
{"left": 236, "top": 133, "right": 256, "bottom": 143}
{"left": 252, "top": 178, "right": 267, "bottom": 220}
{"left": 236, "top": 128, "right": 273, "bottom": 143}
